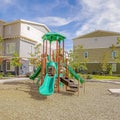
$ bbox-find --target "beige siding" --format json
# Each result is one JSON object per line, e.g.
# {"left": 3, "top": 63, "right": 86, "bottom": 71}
{"left": 3, "top": 39, "right": 19, "bottom": 56}
{"left": 20, "top": 23, "right": 48, "bottom": 43}
{"left": 19, "top": 40, "right": 35, "bottom": 58}
{"left": 73, "top": 30, "right": 120, "bottom": 74}
{"left": 77, "top": 47, "right": 120, "bottom": 63}
{"left": 73, "top": 36, "right": 120, "bottom": 49}
{"left": 86, "top": 63, "right": 101, "bottom": 74}
{"left": 0, "top": 21, "right": 5, "bottom": 37}
{"left": 4, "top": 23, "right": 20, "bottom": 38}
{"left": 0, "top": 27, "right": 3, "bottom": 37}
{"left": 86, "top": 63, "right": 120, "bottom": 74}
{"left": 30, "top": 24, "right": 49, "bottom": 33}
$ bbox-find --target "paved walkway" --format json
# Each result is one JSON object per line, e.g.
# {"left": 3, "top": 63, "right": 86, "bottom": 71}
{"left": 108, "top": 89, "right": 120, "bottom": 94}
{"left": 0, "top": 77, "right": 120, "bottom": 84}
{"left": 0, "top": 77, "right": 29, "bottom": 83}
{"left": 86, "top": 79, "right": 120, "bottom": 84}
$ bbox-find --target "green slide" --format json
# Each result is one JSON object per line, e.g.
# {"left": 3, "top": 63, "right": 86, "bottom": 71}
{"left": 39, "top": 73, "right": 57, "bottom": 96}
{"left": 67, "top": 65, "right": 84, "bottom": 84}
{"left": 39, "top": 61, "right": 58, "bottom": 96}
{"left": 29, "top": 65, "right": 42, "bottom": 80}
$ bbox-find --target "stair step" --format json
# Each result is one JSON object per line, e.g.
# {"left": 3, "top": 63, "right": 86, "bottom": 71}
{"left": 69, "top": 84, "right": 78, "bottom": 88}
{"left": 66, "top": 88, "right": 78, "bottom": 92}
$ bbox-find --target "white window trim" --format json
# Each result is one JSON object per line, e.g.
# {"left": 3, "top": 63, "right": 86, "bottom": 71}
{"left": 6, "top": 42, "right": 16, "bottom": 54}
{"left": 112, "top": 51, "right": 116, "bottom": 59}
{"left": 84, "top": 52, "right": 88, "bottom": 58}
{"left": 27, "top": 26, "right": 30, "bottom": 31}
{"left": 6, "top": 61, "right": 15, "bottom": 71}
{"left": 112, "top": 63, "right": 116, "bottom": 72}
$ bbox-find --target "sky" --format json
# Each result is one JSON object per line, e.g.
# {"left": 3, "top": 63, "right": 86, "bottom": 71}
{"left": 0, "top": 0, "right": 120, "bottom": 51}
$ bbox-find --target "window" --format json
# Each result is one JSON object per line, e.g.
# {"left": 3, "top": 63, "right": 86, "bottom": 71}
{"left": 6, "top": 43, "right": 16, "bottom": 54}
{"left": 27, "top": 26, "right": 30, "bottom": 31}
{"left": 6, "top": 61, "right": 10, "bottom": 71}
{"left": 0, "top": 64, "right": 3, "bottom": 72}
{"left": 112, "top": 63, "right": 116, "bottom": 72}
{"left": 6, "top": 61, "right": 14, "bottom": 71}
{"left": 112, "top": 51, "right": 116, "bottom": 59}
{"left": 84, "top": 52, "right": 88, "bottom": 58}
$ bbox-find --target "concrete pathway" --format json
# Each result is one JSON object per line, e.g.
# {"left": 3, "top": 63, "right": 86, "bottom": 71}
{"left": 108, "top": 89, "right": 120, "bottom": 94}
{"left": 86, "top": 79, "right": 120, "bottom": 84}
{"left": 0, "top": 77, "right": 29, "bottom": 83}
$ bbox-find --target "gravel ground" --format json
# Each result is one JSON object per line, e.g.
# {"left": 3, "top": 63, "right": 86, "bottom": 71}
{"left": 0, "top": 80, "right": 120, "bottom": 120}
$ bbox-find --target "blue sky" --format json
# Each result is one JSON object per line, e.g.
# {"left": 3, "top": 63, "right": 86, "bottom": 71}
{"left": 0, "top": 0, "right": 120, "bottom": 51}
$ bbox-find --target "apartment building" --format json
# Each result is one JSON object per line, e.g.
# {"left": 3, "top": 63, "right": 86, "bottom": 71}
{"left": 73, "top": 30, "right": 120, "bottom": 74}
{"left": 0, "top": 19, "right": 50, "bottom": 75}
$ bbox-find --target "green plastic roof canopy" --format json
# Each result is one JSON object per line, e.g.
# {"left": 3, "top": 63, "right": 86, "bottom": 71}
{"left": 42, "top": 32, "right": 66, "bottom": 43}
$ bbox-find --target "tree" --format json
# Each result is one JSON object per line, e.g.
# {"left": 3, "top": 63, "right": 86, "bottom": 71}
{"left": 69, "top": 45, "right": 88, "bottom": 73}
{"left": 115, "top": 37, "right": 120, "bottom": 63}
{"left": 11, "top": 52, "right": 22, "bottom": 76}
{"left": 29, "top": 43, "right": 41, "bottom": 67}
{"left": 108, "top": 39, "right": 120, "bottom": 75}
{"left": 117, "top": 36, "right": 120, "bottom": 44}
{"left": 110, "top": 38, "right": 120, "bottom": 63}
{"left": 101, "top": 52, "right": 109, "bottom": 75}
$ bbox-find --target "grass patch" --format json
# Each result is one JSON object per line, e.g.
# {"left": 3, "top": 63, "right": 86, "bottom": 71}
{"left": 79, "top": 74, "right": 120, "bottom": 80}
{"left": 91, "top": 75, "right": 120, "bottom": 80}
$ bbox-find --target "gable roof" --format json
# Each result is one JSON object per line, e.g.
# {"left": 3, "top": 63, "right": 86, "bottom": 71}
{"left": 73, "top": 30, "right": 120, "bottom": 40}
{"left": 4, "top": 19, "right": 50, "bottom": 32}
{"left": 0, "top": 20, "right": 6, "bottom": 24}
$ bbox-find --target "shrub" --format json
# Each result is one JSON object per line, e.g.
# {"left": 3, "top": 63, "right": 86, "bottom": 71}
{"left": 7, "top": 72, "right": 14, "bottom": 77}
{"left": 86, "top": 74, "right": 92, "bottom": 79}
{"left": 0, "top": 73, "right": 4, "bottom": 78}
{"left": 26, "top": 72, "right": 32, "bottom": 77}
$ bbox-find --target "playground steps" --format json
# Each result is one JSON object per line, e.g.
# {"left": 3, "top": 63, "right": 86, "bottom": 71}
{"left": 60, "top": 77, "right": 78, "bottom": 91}
{"left": 66, "top": 88, "right": 78, "bottom": 92}
{"left": 48, "top": 67, "right": 54, "bottom": 76}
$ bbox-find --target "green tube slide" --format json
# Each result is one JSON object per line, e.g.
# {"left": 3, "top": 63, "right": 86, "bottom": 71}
{"left": 39, "top": 61, "right": 58, "bottom": 96}
{"left": 67, "top": 65, "right": 84, "bottom": 84}
{"left": 29, "top": 65, "right": 42, "bottom": 80}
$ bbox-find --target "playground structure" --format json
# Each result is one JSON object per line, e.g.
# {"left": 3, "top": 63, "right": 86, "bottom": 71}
{"left": 30, "top": 32, "right": 85, "bottom": 96}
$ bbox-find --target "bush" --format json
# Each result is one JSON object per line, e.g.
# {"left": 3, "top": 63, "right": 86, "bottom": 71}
{"left": 26, "top": 72, "right": 32, "bottom": 77}
{"left": 7, "top": 72, "right": 14, "bottom": 77}
{"left": 0, "top": 73, "right": 4, "bottom": 78}
{"left": 86, "top": 74, "right": 92, "bottom": 79}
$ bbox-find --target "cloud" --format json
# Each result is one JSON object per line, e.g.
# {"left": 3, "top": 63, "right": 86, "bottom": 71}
{"left": 75, "top": 0, "right": 120, "bottom": 36}
{"left": 36, "top": 16, "right": 72, "bottom": 26}
{"left": 0, "top": 0, "right": 14, "bottom": 6}
{"left": 0, "top": 0, "right": 13, "bottom": 4}
{"left": 59, "top": 30, "right": 74, "bottom": 51}
{"left": 0, "top": 0, "right": 16, "bottom": 11}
